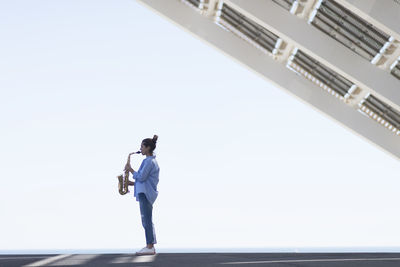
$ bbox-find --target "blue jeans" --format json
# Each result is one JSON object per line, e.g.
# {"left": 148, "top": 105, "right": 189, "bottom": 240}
{"left": 138, "top": 193, "right": 157, "bottom": 245}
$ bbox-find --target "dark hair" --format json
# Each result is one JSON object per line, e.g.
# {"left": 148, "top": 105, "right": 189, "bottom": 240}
{"left": 142, "top": 134, "right": 158, "bottom": 154}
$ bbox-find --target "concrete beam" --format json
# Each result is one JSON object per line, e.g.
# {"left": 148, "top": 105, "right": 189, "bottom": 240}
{"left": 229, "top": 0, "right": 400, "bottom": 112}
{"left": 337, "top": 0, "right": 400, "bottom": 41}
{"left": 135, "top": 0, "right": 400, "bottom": 160}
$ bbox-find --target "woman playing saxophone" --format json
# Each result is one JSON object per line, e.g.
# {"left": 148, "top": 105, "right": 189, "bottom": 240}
{"left": 124, "top": 134, "right": 160, "bottom": 256}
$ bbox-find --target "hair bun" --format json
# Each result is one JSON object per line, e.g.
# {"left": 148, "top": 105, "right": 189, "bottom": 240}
{"left": 152, "top": 134, "right": 158, "bottom": 143}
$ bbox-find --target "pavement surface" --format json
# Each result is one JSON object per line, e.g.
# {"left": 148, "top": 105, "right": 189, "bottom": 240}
{"left": 1, "top": 253, "right": 400, "bottom": 267}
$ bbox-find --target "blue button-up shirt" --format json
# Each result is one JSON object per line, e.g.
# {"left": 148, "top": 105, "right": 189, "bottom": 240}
{"left": 133, "top": 155, "right": 160, "bottom": 205}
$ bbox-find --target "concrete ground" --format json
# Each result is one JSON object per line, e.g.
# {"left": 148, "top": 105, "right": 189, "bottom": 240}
{"left": 2, "top": 253, "right": 400, "bottom": 267}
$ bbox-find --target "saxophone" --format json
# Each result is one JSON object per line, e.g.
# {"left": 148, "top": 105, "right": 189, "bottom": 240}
{"left": 117, "top": 151, "right": 141, "bottom": 195}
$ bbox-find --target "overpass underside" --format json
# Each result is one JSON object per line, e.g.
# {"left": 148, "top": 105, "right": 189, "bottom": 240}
{"left": 136, "top": 0, "right": 400, "bottom": 160}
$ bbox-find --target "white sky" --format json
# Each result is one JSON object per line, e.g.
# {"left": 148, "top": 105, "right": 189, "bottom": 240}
{"left": 1, "top": 0, "right": 400, "bottom": 253}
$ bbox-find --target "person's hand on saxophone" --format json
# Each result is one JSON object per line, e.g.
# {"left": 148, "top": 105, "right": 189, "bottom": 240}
{"left": 125, "top": 162, "right": 136, "bottom": 185}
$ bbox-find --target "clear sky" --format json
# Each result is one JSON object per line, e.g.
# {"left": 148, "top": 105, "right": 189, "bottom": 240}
{"left": 1, "top": 0, "right": 400, "bottom": 253}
